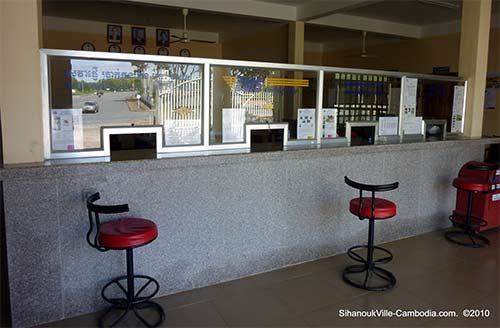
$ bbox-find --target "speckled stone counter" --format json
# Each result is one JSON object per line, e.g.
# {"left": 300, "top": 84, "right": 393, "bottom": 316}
{"left": 1, "top": 138, "right": 498, "bottom": 327}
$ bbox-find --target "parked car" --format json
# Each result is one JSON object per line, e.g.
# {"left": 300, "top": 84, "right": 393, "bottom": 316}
{"left": 82, "top": 101, "right": 99, "bottom": 113}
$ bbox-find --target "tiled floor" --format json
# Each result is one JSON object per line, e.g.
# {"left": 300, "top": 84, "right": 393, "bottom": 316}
{"left": 42, "top": 228, "right": 499, "bottom": 327}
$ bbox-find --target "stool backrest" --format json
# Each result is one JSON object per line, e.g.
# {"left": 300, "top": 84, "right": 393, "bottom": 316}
{"left": 86, "top": 192, "right": 129, "bottom": 251}
{"left": 344, "top": 176, "right": 399, "bottom": 219}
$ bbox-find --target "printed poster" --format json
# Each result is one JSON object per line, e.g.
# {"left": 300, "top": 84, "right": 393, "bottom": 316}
{"left": 322, "top": 108, "right": 337, "bottom": 139}
{"left": 51, "top": 108, "right": 83, "bottom": 151}
{"left": 222, "top": 108, "right": 246, "bottom": 143}
{"left": 297, "top": 108, "right": 315, "bottom": 140}
{"left": 401, "top": 76, "right": 418, "bottom": 120}
{"left": 451, "top": 86, "right": 465, "bottom": 133}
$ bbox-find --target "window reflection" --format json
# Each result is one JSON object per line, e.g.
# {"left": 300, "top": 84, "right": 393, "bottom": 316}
{"left": 49, "top": 57, "right": 202, "bottom": 151}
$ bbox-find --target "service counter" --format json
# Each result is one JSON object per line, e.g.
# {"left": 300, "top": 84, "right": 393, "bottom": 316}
{"left": 1, "top": 137, "right": 499, "bottom": 327}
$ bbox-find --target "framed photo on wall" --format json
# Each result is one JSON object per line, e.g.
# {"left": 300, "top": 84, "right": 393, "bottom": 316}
{"left": 131, "top": 27, "right": 146, "bottom": 46}
{"left": 156, "top": 29, "right": 170, "bottom": 47}
{"left": 107, "top": 24, "right": 122, "bottom": 44}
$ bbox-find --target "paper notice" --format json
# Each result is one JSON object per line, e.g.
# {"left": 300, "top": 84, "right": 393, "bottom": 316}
{"left": 378, "top": 117, "right": 399, "bottom": 136}
{"left": 451, "top": 86, "right": 465, "bottom": 132}
{"left": 322, "top": 108, "right": 337, "bottom": 138}
{"left": 297, "top": 108, "right": 315, "bottom": 140}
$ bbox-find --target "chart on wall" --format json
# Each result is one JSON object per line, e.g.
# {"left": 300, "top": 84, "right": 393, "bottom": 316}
{"left": 297, "top": 108, "right": 315, "bottom": 140}
{"left": 51, "top": 109, "right": 83, "bottom": 151}
{"left": 222, "top": 108, "right": 246, "bottom": 143}
{"left": 322, "top": 108, "right": 337, "bottom": 138}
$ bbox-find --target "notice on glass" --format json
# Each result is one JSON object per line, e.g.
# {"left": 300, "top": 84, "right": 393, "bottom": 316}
{"left": 165, "top": 119, "right": 201, "bottom": 145}
{"left": 297, "top": 108, "right": 315, "bottom": 140}
{"left": 403, "top": 116, "right": 423, "bottom": 135}
{"left": 378, "top": 117, "right": 399, "bottom": 136}
{"left": 322, "top": 108, "right": 337, "bottom": 138}
{"left": 51, "top": 108, "right": 83, "bottom": 151}
{"left": 401, "top": 77, "right": 418, "bottom": 119}
{"left": 222, "top": 108, "right": 246, "bottom": 143}
{"left": 451, "top": 86, "right": 465, "bottom": 132}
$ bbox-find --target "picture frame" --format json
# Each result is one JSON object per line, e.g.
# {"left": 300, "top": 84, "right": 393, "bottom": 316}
{"left": 156, "top": 29, "right": 170, "bottom": 47}
{"left": 131, "top": 26, "right": 146, "bottom": 46}
{"left": 107, "top": 24, "right": 122, "bottom": 44}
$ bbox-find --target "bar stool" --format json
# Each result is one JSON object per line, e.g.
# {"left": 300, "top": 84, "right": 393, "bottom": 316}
{"left": 343, "top": 176, "right": 399, "bottom": 291}
{"left": 86, "top": 193, "right": 165, "bottom": 327}
{"left": 445, "top": 162, "right": 499, "bottom": 248}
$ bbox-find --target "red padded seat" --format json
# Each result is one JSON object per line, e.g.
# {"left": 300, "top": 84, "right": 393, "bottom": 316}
{"left": 349, "top": 197, "right": 397, "bottom": 219}
{"left": 453, "top": 177, "right": 489, "bottom": 192}
{"left": 99, "top": 218, "right": 158, "bottom": 249}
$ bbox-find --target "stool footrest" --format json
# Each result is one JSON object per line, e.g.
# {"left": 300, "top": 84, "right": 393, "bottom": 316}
{"left": 342, "top": 264, "right": 396, "bottom": 291}
{"left": 102, "top": 274, "right": 160, "bottom": 306}
{"left": 448, "top": 214, "right": 488, "bottom": 229}
{"left": 347, "top": 245, "right": 393, "bottom": 265}
{"left": 99, "top": 300, "right": 165, "bottom": 328}
{"left": 445, "top": 230, "right": 490, "bottom": 248}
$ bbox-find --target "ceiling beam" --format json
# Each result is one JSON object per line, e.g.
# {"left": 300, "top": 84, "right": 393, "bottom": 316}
{"left": 308, "top": 13, "right": 422, "bottom": 38}
{"left": 126, "top": 0, "right": 297, "bottom": 21}
{"left": 297, "top": 0, "right": 381, "bottom": 21}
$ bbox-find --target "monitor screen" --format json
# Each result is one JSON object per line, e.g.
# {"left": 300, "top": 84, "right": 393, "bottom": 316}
{"left": 250, "top": 129, "right": 284, "bottom": 152}
{"left": 350, "top": 126, "right": 376, "bottom": 146}
{"left": 110, "top": 133, "right": 157, "bottom": 161}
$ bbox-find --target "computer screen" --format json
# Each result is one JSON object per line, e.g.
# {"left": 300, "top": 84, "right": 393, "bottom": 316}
{"left": 110, "top": 133, "right": 157, "bottom": 161}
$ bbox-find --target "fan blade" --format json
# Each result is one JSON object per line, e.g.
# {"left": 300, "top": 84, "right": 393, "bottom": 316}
{"left": 169, "top": 39, "right": 182, "bottom": 44}
{"left": 171, "top": 35, "right": 182, "bottom": 39}
{"left": 190, "top": 39, "right": 216, "bottom": 44}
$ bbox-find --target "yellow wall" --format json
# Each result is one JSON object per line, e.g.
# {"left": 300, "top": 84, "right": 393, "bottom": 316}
{"left": 221, "top": 25, "right": 288, "bottom": 63}
{"left": 43, "top": 27, "right": 222, "bottom": 59}
{"left": 0, "top": 0, "right": 44, "bottom": 164}
{"left": 483, "top": 28, "right": 500, "bottom": 136}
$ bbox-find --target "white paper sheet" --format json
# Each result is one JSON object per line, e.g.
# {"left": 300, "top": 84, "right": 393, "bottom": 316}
{"left": 222, "top": 108, "right": 246, "bottom": 143}
{"left": 297, "top": 108, "right": 315, "bottom": 140}
{"left": 378, "top": 117, "right": 399, "bottom": 136}
{"left": 51, "top": 108, "right": 83, "bottom": 151}
{"left": 322, "top": 108, "right": 337, "bottom": 138}
{"left": 451, "top": 86, "right": 465, "bottom": 133}
{"left": 403, "top": 116, "right": 423, "bottom": 135}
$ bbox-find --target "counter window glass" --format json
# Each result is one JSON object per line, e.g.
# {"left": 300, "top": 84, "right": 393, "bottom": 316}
{"left": 47, "top": 56, "right": 203, "bottom": 152}
{"left": 210, "top": 66, "right": 317, "bottom": 145}
{"left": 322, "top": 72, "right": 399, "bottom": 139}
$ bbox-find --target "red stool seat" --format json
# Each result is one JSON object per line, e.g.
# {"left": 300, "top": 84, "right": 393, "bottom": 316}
{"left": 453, "top": 177, "right": 489, "bottom": 192}
{"left": 349, "top": 197, "right": 397, "bottom": 219}
{"left": 99, "top": 218, "right": 158, "bottom": 249}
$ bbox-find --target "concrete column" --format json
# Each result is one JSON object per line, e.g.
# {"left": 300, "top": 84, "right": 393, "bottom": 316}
{"left": 287, "top": 22, "right": 305, "bottom": 120}
{"left": 0, "top": 0, "right": 44, "bottom": 164}
{"left": 288, "top": 21, "right": 304, "bottom": 65}
{"left": 459, "top": 0, "right": 492, "bottom": 138}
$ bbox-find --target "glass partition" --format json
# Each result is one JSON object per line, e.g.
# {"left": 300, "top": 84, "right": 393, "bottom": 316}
{"left": 210, "top": 66, "right": 317, "bottom": 144}
{"left": 42, "top": 49, "right": 466, "bottom": 159}
{"left": 48, "top": 56, "right": 202, "bottom": 152}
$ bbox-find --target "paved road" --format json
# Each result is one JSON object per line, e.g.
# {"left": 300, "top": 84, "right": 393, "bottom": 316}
{"left": 73, "top": 91, "right": 156, "bottom": 125}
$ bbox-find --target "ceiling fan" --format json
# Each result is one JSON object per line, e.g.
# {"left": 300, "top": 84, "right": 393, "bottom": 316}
{"left": 170, "top": 8, "right": 217, "bottom": 44}
{"left": 345, "top": 31, "right": 378, "bottom": 59}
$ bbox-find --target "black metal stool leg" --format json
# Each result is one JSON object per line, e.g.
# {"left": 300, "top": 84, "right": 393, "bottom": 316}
{"left": 343, "top": 218, "right": 396, "bottom": 291}
{"left": 446, "top": 191, "right": 490, "bottom": 248}
{"left": 99, "top": 248, "right": 165, "bottom": 327}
